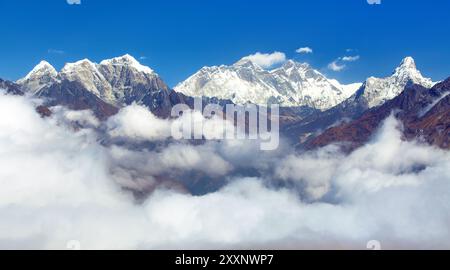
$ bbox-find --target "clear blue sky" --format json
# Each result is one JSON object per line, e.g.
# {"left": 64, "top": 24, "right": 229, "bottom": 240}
{"left": 0, "top": 0, "right": 449, "bottom": 87}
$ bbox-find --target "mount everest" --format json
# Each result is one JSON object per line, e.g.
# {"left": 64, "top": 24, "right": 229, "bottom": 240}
{"left": 174, "top": 58, "right": 362, "bottom": 110}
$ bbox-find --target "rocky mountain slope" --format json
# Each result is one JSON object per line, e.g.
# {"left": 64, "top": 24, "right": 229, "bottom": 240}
{"left": 18, "top": 55, "right": 170, "bottom": 107}
{"left": 0, "top": 79, "right": 24, "bottom": 96}
{"left": 35, "top": 80, "right": 119, "bottom": 120}
{"left": 15, "top": 55, "right": 186, "bottom": 119}
{"left": 308, "top": 78, "right": 450, "bottom": 150}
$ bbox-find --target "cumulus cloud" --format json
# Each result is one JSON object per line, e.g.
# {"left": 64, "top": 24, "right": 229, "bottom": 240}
{"left": 296, "top": 47, "right": 313, "bottom": 54}
{"left": 342, "top": 55, "right": 360, "bottom": 62}
{"left": 241, "top": 52, "right": 286, "bottom": 69}
{"left": 52, "top": 106, "right": 100, "bottom": 128}
{"left": 328, "top": 53, "right": 360, "bottom": 72}
{"left": 106, "top": 103, "right": 237, "bottom": 142}
{"left": 328, "top": 60, "right": 346, "bottom": 72}
{"left": 275, "top": 146, "right": 343, "bottom": 200}
{"left": 108, "top": 143, "right": 232, "bottom": 180}
{"left": 0, "top": 93, "right": 450, "bottom": 249}
{"left": 107, "top": 104, "right": 172, "bottom": 141}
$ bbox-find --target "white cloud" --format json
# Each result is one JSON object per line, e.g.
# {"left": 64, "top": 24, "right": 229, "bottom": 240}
{"left": 52, "top": 106, "right": 100, "bottom": 128}
{"left": 327, "top": 52, "right": 360, "bottom": 72}
{"left": 155, "top": 144, "right": 232, "bottom": 176}
{"left": 106, "top": 104, "right": 236, "bottom": 142}
{"left": 275, "top": 147, "right": 343, "bottom": 200}
{"left": 342, "top": 55, "right": 360, "bottom": 62}
{"left": 241, "top": 52, "right": 286, "bottom": 69}
{"left": 1, "top": 93, "right": 450, "bottom": 249}
{"left": 328, "top": 60, "right": 346, "bottom": 72}
{"left": 107, "top": 104, "right": 172, "bottom": 141}
{"left": 67, "top": 0, "right": 81, "bottom": 4}
{"left": 296, "top": 47, "right": 313, "bottom": 54}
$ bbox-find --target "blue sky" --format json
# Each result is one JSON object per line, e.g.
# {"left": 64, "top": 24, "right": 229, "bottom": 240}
{"left": 0, "top": 0, "right": 449, "bottom": 87}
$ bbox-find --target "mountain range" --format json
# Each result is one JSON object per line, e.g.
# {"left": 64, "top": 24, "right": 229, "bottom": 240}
{"left": 17, "top": 55, "right": 169, "bottom": 105}
{"left": 14, "top": 54, "right": 191, "bottom": 119}
{"left": 175, "top": 58, "right": 362, "bottom": 110}
{"left": 1, "top": 54, "right": 447, "bottom": 150}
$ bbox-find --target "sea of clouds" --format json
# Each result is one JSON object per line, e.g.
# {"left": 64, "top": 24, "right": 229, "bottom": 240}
{"left": 0, "top": 91, "right": 449, "bottom": 250}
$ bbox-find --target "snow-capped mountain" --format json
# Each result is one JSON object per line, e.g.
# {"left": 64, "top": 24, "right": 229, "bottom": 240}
{"left": 175, "top": 58, "right": 361, "bottom": 110}
{"left": 59, "top": 59, "right": 114, "bottom": 103}
{"left": 17, "top": 61, "right": 58, "bottom": 94}
{"left": 14, "top": 55, "right": 189, "bottom": 119}
{"left": 17, "top": 54, "right": 169, "bottom": 106}
{"left": 270, "top": 60, "right": 362, "bottom": 110}
{"left": 283, "top": 57, "right": 438, "bottom": 146}
{"left": 98, "top": 55, "right": 169, "bottom": 106}
{"left": 13, "top": 54, "right": 438, "bottom": 127}
{"left": 353, "top": 57, "right": 434, "bottom": 108}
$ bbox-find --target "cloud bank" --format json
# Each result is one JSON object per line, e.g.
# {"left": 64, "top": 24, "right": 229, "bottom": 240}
{"left": 0, "top": 92, "right": 449, "bottom": 249}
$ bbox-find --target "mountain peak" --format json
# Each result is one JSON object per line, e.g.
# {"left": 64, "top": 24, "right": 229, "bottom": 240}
{"left": 279, "top": 60, "right": 311, "bottom": 71}
{"left": 16, "top": 60, "right": 58, "bottom": 93}
{"left": 397, "top": 56, "right": 417, "bottom": 71}
{"left": 392, "top": 57, "right": 432, "bottom": 83}
{"left": 61, "top": 59, "right": 96, "bottom": 73}
{"left": 24, "top": 60, "right": 57, "bottom": 79}
{"left": 100, "top": 54, "right": 154, "bottom": 74}
{"left": 35, "top": 60, "right": 54, "bottom": 69}
{"left": 101, "top": 54, "right": 137, "bottom": 65}
{"left": 356, "top": 57, "right": 434, "bottom": 108}
{"left": 233, "top": 57, "right": 261, "bottom": 69}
